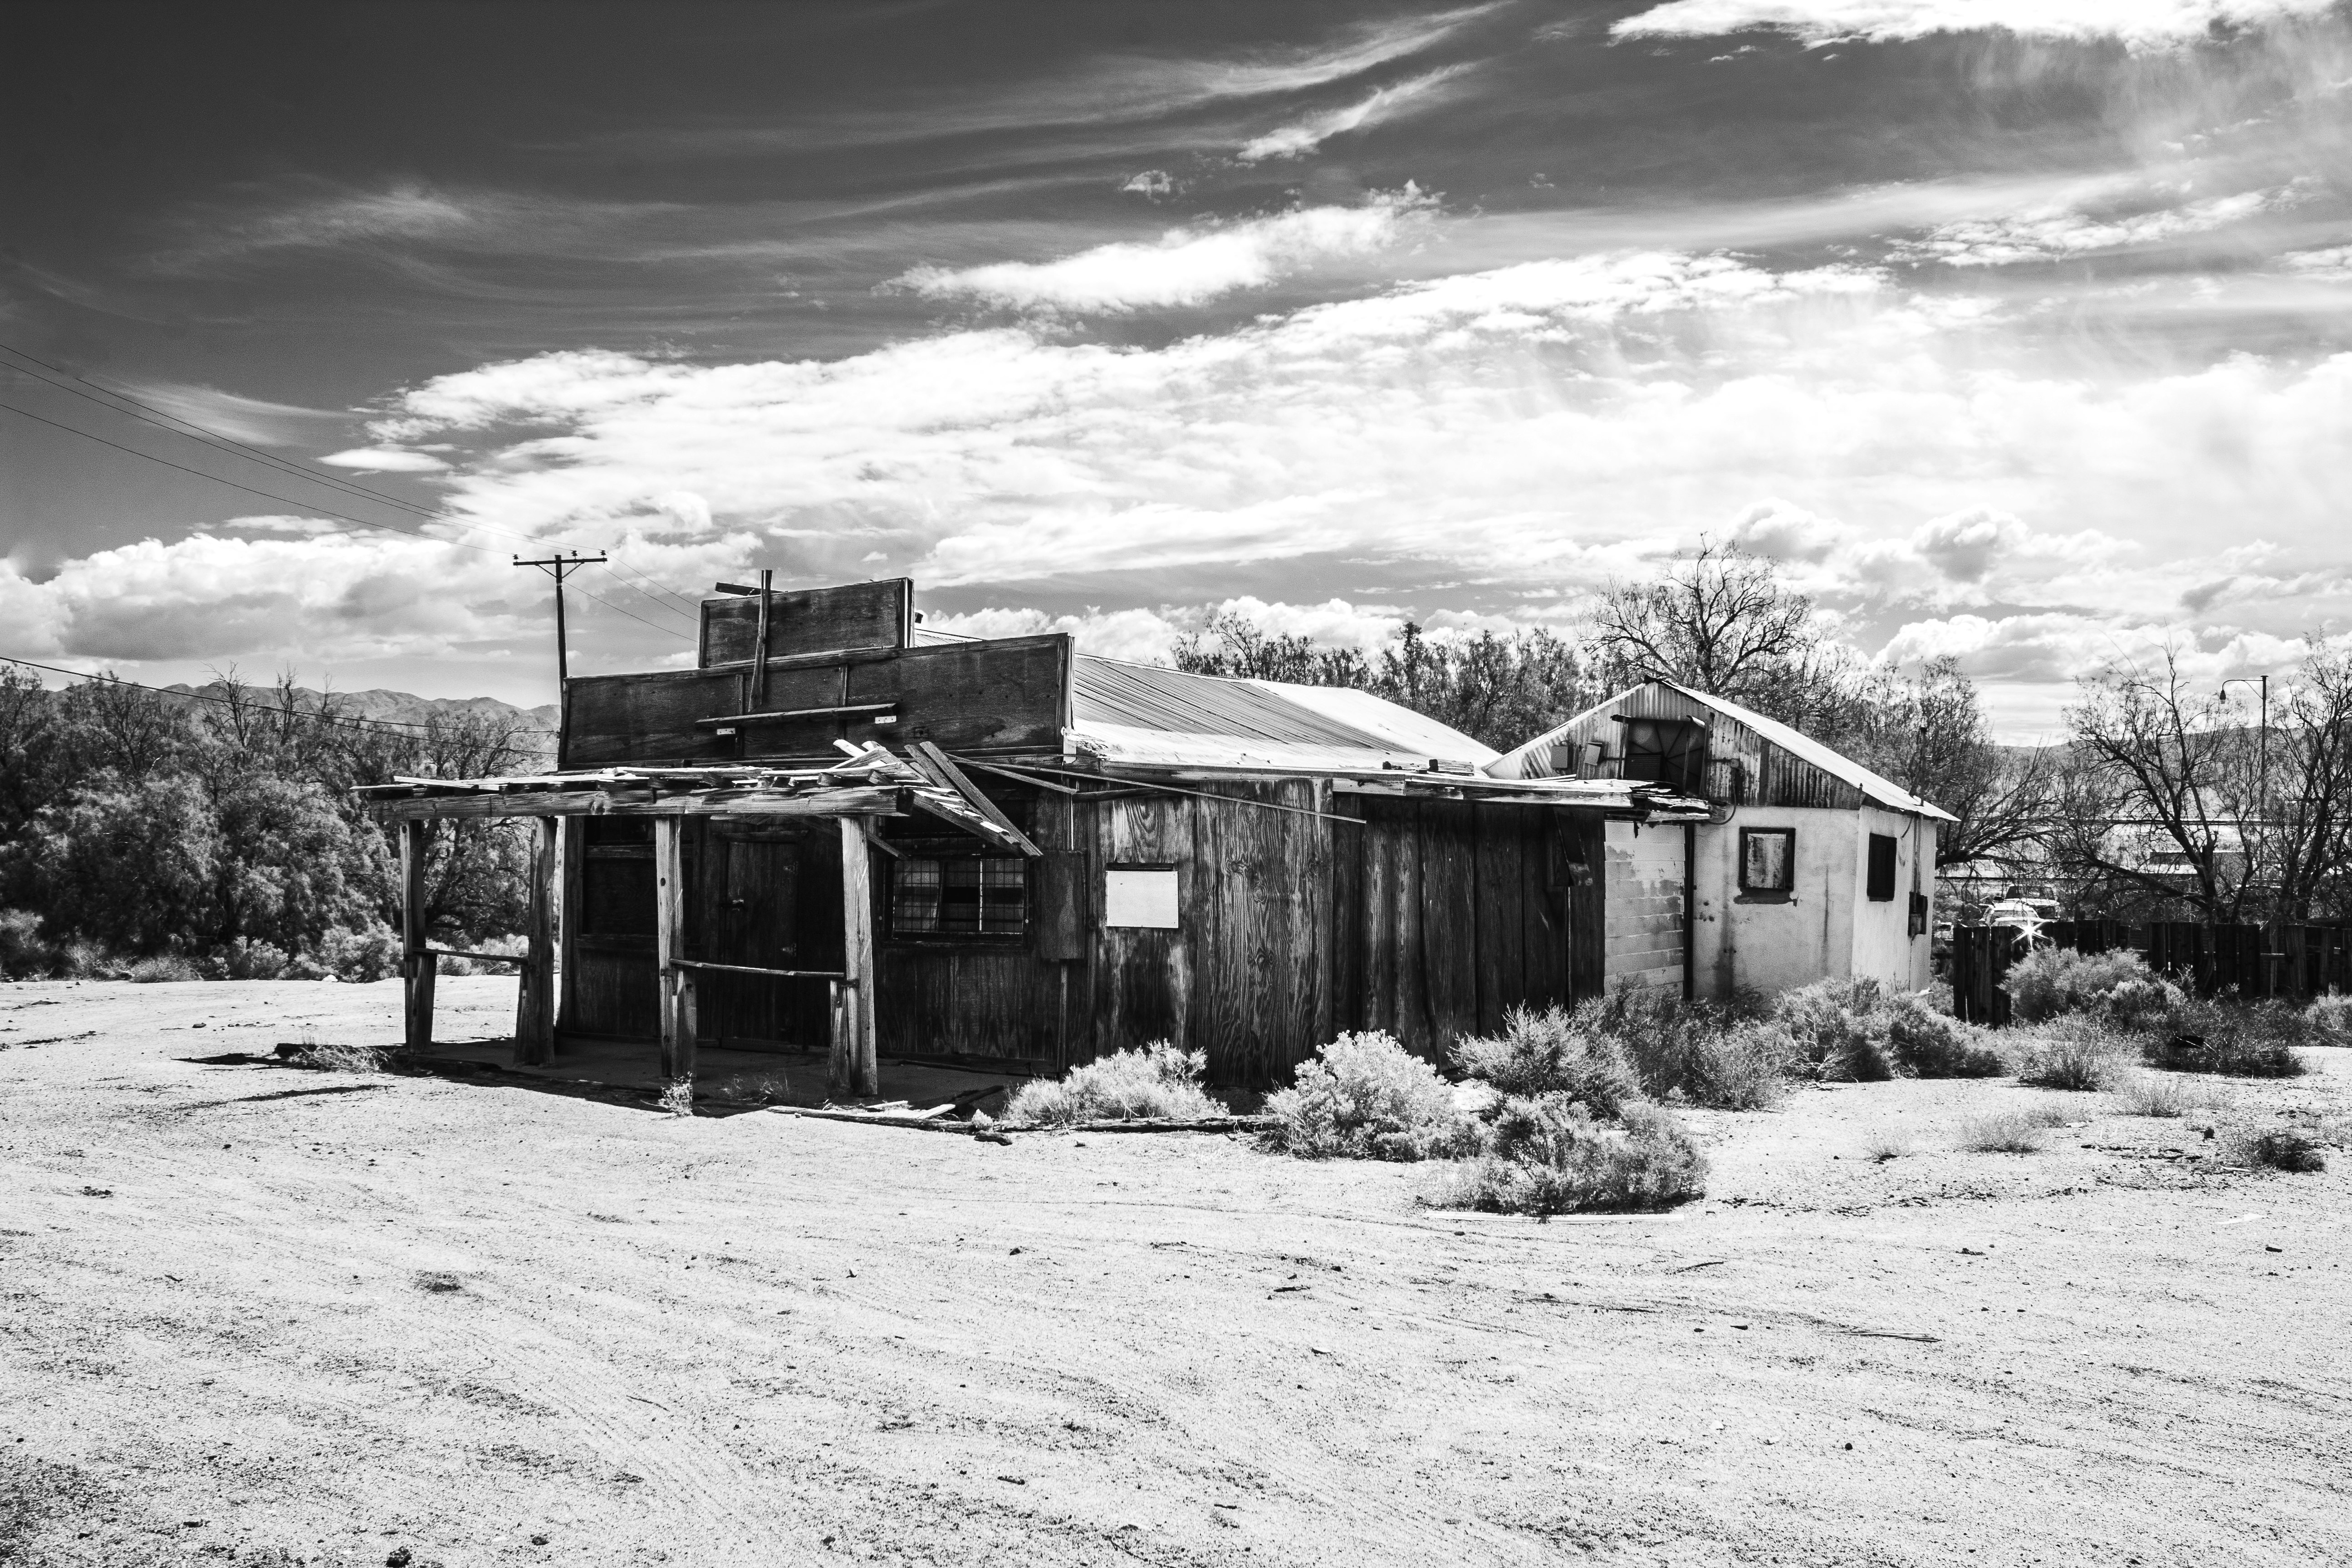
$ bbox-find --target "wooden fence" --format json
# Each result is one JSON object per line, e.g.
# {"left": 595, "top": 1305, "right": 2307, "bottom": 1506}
{"left": 1949, "top": 921, "right": 2352, "bottom": 1025}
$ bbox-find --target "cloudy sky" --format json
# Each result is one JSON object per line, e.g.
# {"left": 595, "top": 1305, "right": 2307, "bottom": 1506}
{"left": 5, "top": 0, "right": 2349, "bottom": 736}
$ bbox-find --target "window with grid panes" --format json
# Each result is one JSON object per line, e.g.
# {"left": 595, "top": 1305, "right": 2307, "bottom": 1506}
{"left": 889, "top": 856, "right": 1027, "bottom": 939}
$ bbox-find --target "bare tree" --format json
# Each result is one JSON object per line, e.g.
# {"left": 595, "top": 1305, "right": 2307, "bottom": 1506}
{"left": 1847, "top": 657, "right": 2056, "bottom": 869}
{"left": 2055, "top": 648, "right": 2251, "bottom": 921}
{"left": 1589, "top": 541, "right": 1815, "bottom": 707}
{"left": 2233, "top": 644, "right": 2352, "bottom": 924}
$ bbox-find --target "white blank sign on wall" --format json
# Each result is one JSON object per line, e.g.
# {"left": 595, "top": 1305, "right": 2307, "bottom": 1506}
{"left": 1105, "top": 867, "right": 1180, "bottom": 929}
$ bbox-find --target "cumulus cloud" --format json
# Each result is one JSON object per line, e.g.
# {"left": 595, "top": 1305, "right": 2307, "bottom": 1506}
{"left": 30, "top": 239, "right": 2352, "bottom": 716}
{"left": 1611, "top": 0, "right": 2340, "bottom": 48}
{"left": 318, "top": 447, "right": 451, "bottom": 472}
{"left": 1891, "top": 189, "right": 2285, "bottom": 266}
{"left": 1235, "top": 67, "right": 1470, "bottom": 162}
{"left": 896, "top": 189, "right": 1435, "bottom": 313}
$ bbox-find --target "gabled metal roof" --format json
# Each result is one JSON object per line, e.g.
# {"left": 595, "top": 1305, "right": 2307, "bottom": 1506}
{"left": 1069, "top": 656, "right": 1497, "bottom": 772}
{"left": 1487, "top": 678, "right": 1956, "bottom": 822}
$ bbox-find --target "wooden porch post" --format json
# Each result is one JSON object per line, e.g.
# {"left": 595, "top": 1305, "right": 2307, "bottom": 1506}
{"left": 654, "top": 815, "right": 696, "bottom": 1098}
{"left": 399, "top": 818, "right": 436, "bottom": 1054}
{"left": 513, "top": 815, "right": 557, "bottom": 1066}
{"left": 834, "top": 814, "right": 879, "bottom": 1099}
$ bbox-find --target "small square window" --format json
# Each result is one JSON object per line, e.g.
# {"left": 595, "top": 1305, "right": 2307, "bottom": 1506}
{"left": 890, "top": 855, "right": 1026, "bottom": 939}
{"left": 1740, "top": 828, "right": 1795, "bottom": 894}
{"left": 1867, "top": 834, "right": 1898, "bottom": 902}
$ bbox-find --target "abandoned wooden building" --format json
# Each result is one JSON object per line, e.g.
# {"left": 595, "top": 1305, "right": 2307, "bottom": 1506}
{"left": 1488, "top": 679, "right": 1956, "bottom": 1000}
{"left": 360, "top": 578, "right": 1726, "bottom": 1092}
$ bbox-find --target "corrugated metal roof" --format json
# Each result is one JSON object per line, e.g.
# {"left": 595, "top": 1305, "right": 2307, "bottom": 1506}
{"left": 1487, "top": 679, "right": 1957, "bottom": 822}
{"left": 1070, "top": 656, "right": 1494, "bottom": 768}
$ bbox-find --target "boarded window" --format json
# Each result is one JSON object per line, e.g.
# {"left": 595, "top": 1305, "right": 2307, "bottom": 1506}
{"left": 1867, "top": 833, "right": 1898, "bottom": 902}
{"left": 890, "top": 856, "right": 1026, "bottom": 938}
{"left": 1620, "top": 717, "right": 1706, "bottom": 793}
{"left": 1740, "top": 828, "right": 1794, "bottom": 894}
{"left": 1105, "top": 867, "right": 1180, "bottom": 929}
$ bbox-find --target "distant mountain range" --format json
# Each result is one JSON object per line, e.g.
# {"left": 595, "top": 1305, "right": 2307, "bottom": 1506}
{"left": 165, "top": 683, "right": 559, "bottom": 735}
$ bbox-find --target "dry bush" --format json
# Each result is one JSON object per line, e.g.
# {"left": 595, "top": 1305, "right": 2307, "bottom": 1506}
{"left": 2308, "top": 991, "right": 2352, "bottom": 1044}
{"left": 1954, "top": 1105, "right": 2070, "bottom": 1154}
{"left": 1452, "top": 1005, "right": 1640, "bottom": 1115}
{"left": 2108, "top": 1071, "right": 2205, "bottom": 1118}
{"left": 127, "top": 954, "right": 201, "bottom": 983}
{"left": 656, "top": 1078, "right": 696, "bottom": 1117}
{"left": 1261, "top": 1030, "right": 1480, "bottom": 1161}
{"left": 1884, "top": 992, "right": 2005, "bottom": 1078}
{"left": 2012, "top": 1019, "right": 2128, "bottom": 1092}
{"left": 1435, "top": 1097, "right": 1705, "bottom": 1216}
{"left": 1774, "top": 978, "right": 1893, "bottom": 1081}
{"left": 1859, "top": 1130, "right": 1913, "bottom": 1162}
{"left": 285, "top": 1039, "right": 393, "bottom": 1073}
{"left": 1003, "top": 1042, "right": 1223, "bottom": 1127}
{"left": 2142, "top": 1015, "right": 2308, "bottom": 1079}
{"left": 2006, "top": 947, "right": 2180, "bottom": 1025}
{"left": 2222, "top": 1125, "right": 2328, "bottom": 1173}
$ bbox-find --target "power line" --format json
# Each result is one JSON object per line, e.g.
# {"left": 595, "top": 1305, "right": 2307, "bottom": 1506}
{"left": 0, "top": 342, "right": 709, "bottom": 628}
{"left": 0, "top": 395, "right": 697, "bottom": 642}
{"left": 0, "top": 653, "right": 559, "bottom": 739}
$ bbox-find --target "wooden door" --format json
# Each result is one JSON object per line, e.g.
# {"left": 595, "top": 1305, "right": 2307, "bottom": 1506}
{"left": 699, "top": 823, "right": 802, "bottom": 1049}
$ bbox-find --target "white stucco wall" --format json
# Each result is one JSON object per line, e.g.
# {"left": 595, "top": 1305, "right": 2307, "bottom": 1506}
{"left": 1687, "top": 804, "right": 1934, "bottom": 1000}
{"left": 1850, "top": 804, "right": 1935, "bottom": 993}
{"left": 1603, "top": 819, "right": 1686, "bottom": 992}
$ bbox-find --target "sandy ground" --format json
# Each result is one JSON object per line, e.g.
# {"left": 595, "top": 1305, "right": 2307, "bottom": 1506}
{"left": 3, "top": 977, "right": 2349, "bottom": 1568}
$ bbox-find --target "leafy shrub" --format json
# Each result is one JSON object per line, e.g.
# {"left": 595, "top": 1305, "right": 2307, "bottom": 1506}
{"left": 199, "top": 939, "right": 291, "bottom": 981}
{"left": 1262, "top": 1031, "right": 1480, "bottom": 1160}
{"left": 2225, "top": 1125, "right": 2328, "bottom": 1173}
{"left": 320, "top": 924, "right": 402, "bottom": 984}
{"left": 1436, "top": 1096, "right": 1705, "bottom": 1216}
{"left": 440, "top": 933, "right": 525, "bottom": 976}
{"left": 1452, "top": 1005, "right": 1640, "bottom": 1116}
{"left": 1884, "top": 991, "right": 2005, "bottom": 1078}
{"left": 0, "top": 909, "right": 57, "bottom": 979}
{"left": 2006, "top": 947, "right": 2176, "bottom": 1024}
{"left": 1003, "top": 1042, "right": 1224, "bottom": 1127}
{"left": 1774, "top": 978, "right": 1892, "bottom": 1082}
{"left": 127, "top": 954, "right": 201, "bottom": 983}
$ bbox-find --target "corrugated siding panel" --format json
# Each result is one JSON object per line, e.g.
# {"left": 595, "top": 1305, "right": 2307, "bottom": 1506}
{"left": 1491, "top": 681, "right": 1865, "bottom": 811}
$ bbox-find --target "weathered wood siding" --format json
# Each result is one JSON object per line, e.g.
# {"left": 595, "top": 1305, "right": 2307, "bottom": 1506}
{"left": 698, "top": 579, "right": 912, "bottom": 666}
{"left": 552, "top": 772, "right": 1603, "bottom": 1086}
{"left": 559, "top": 635, "right": 1074, "bottom": 769}
{"left": 1334, "top": 799, "right": 1582, "bottom": 1063}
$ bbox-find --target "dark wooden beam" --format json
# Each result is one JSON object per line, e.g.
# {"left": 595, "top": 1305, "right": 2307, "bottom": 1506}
{"left": 835, "top": 816, "right": 879, "bottom": 1098}
{"left": 365, "top": 785, "right": 903, "bottom": 822}
{"left": 654, "top": 816, "right": 695, "bottom": 1097}
{"left": 913, "top": 740, "right": 1042, "bottom": 856}
{"left": 399, "top": 819, "right": 435, "bottom": 1054}
{"left": 513, "top": 817, "right": 557, "bottom": 1066}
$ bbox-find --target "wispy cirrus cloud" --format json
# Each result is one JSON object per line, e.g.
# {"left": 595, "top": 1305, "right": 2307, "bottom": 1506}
{"left": 895, "top": 189, "right": 1436, "bottom": 313}
{"left": 1611, "top": 0, "right": 2342, "bottom": 48}
{"left": 1891, "top": 187, "right": 2291, "bottom": 266}
{"left": 1234, "top": 65, "right": 1473, "bottom": 162}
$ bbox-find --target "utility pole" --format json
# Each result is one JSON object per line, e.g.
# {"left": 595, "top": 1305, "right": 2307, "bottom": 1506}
{"left": 513, "top": 550, "right": 607, "bottom": 687}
